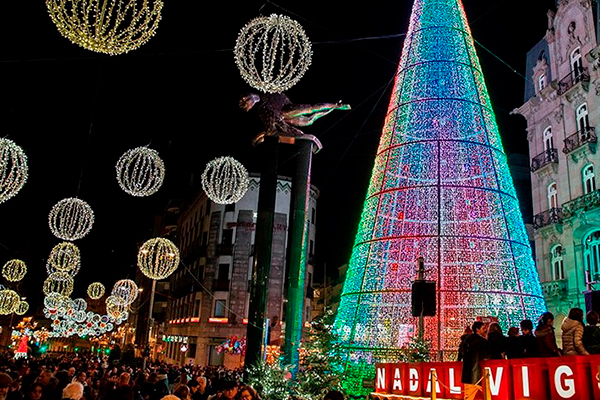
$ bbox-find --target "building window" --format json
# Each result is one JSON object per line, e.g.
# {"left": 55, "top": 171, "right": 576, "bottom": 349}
{"left": 194, "top": 299, "right": 201, "bottom": 317}
{"left": 218, "top": 264, "right": 230, "bottom": 281}
{"left": 222, "top": 229, "right": 233, "bottom": 245}
{"left": 208, "top": 344, "right": 225, "bottom": 365}
{"left": 543, "top": 126, "right": 554, "bottom": 151}
{"left": 538, "top": 74, "right": 547, "bottom": 91}
{"left": 585, "top": 231, "right": 600, "bottom": 282}
{"left": 551, "top": 245, "right": 564, "bottom": 281}
{"left": 309, "top": 239, "right": 314, "bottom": 256}
{"left": 311, "top": 207, "right": 316, "bottom": 225}
{"left": 577, "top": 103, "right": 590, "bottom": 134}
{"left": 583, "top": 165, "right": 596, "bottom": 194}
{"left": 547, "top": 182, "right": 558, "bottom": 209}
{"left": 214, "top": 299, "right": 226, "bottom": 317}
{"left": 571, "top": 47, "right": 583, "bottom": 80}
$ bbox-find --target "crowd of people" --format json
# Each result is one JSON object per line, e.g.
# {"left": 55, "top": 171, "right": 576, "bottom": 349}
{"left": 458, "top": 308, "right": 600, "bottom": 400}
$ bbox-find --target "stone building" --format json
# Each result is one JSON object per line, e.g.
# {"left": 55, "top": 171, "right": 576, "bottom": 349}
{"left": 513, "top": 0, "right": 600, "bottom": 329}
{"left": 161, "top": 175, "right": 317, "bottom": 367}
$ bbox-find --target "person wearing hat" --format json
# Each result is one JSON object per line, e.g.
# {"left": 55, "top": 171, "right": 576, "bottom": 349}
{"left": 0, "top": 372, "right": 13, "bottom": 400}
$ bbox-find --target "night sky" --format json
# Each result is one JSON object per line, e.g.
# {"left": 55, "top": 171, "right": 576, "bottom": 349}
{"left": 0, "top": 0, "right": 556, "bottom": 311}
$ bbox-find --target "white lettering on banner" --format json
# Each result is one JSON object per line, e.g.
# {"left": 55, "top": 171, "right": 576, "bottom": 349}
{"left": 393, "top": 368, "right": 402, "bottom": 391}
{"left": 448, "top": 368, "right": 461, "bottom": 394}
{"left": 554, "top": 365, "right": 575, "bottom": 398}
{"left": 521, "top": 366, "right": 530, "bottom": 397}
{"left": 485, "top": 367, "right": 503, "bottom": 396}
{"left": 426, "top": 369, "right": 441, "bottom": 393}
{"left": 376, "top": 368, "right": 385, "bottom": 390}
{"left": 409, "top": 368, "right": 419, "bottom": 392}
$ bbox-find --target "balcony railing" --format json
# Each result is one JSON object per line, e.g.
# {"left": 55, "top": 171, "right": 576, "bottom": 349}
{"left": 557, "top": 67, "right": 590, "bottom": 95}
{"left": 541, "top": 279, "right": 568, "bottom": 299}
{"left": 562, "top": 189, "right": 600, "bottom": 219}
{"left": 563, "top": 127, "right": 597, "bottom": 154}
{"left": 533, "top": 208, "right": 563, "bottom": 229}
{"left": 531, "top": 148, "right": 558, "bottom": 172}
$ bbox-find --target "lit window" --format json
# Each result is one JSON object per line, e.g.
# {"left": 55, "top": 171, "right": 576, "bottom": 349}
{"left": 584, "top": 231, "right": 600, "bottom": 282}
{"left": 551, "top": 245, "right": 564, "bottom": 280}
{"left": 583, "top": 165, "right": 596, "bottom": 194}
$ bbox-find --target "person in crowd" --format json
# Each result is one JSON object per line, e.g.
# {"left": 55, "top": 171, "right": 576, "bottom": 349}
{"left": 108, "top": 372, "right": 134, "bottom": 400}
{"left": 61, "top": 383, "right": 83, "bottom": 400}
{"left": 210, "top": 381, "right": 237, "bottom": 400}
{"left": 0, "top": 373, "right": 12, "bottom": 400}
{"left": 461, "top": 321, "right": 489, "bottom": 400}
{"left": 237, "top": 386, "right": 258, "bottom": 400}
{"left": 561, "top": 307, "right": 589, "bottom": 356}
{"left": 149, "top": 372, "right": 169, "bottom": 400}
{"left": 190, "top": 377, "right": 208, "bottom": 400}
{"left": 66, "top": 371, "right": 75, "bottom": 383}
{"left": 583, "top": 310, "right": 600, "bottom": 354}
{"left": 505, "top": 327, "right": 523, "bottom": 359}
{"left": 457, "top": 325, "right": 473, "bottom": 362}
{"left": 323, "top": 390, "right": 344, "bottom": 400}
{"left": 486, "top": 322, "right": 506, "bottom": 359}
{"left": 519, "top": 319, "right": 539, "bottom": 358}
{"left": 172, "top": 385, "right": 190, "bottom": 400}
{"left": 24, "top": 383, "right": 43, "bottom": 400}
{"left": 535, "top": 312, "right": 561, "bottom": 357}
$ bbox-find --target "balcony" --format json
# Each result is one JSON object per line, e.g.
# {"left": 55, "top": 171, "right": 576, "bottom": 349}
{"left": 541, "top": 279, "right": 568, "bottom": 299}
{"left": 563, "top": 127, "right": 597, "bottom": 154}
{"left": 533, "top": 208, "right": 563, "bottom": 230}
{"left": 562, "top": 189, "right": 600, "bottom": 219}
{"left": 530, "top": 148, "right": 558, "bottom": 172}
{"left": 557, "top": 67, "right": 590, "bottom": 95}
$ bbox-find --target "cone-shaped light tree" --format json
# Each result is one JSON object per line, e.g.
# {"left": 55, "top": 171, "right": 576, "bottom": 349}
{"left": 334, "top": 0, "right": 546, "bottom": 394}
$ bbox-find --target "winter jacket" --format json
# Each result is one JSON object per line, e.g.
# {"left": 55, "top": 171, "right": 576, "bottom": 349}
{"left": 461, "top": 333, "right": 489, "bottom": 385}
{"left": 535, "top": 324, "right": 560, "bottom": 357}
{"left": 561, "top": 317, "right": 589, "bottom": 356}
{"left": 583, "top": 324, "right": 600, "bottom": 354}
{"left": 487, "top": 332, "right": 507, "bottom": 359}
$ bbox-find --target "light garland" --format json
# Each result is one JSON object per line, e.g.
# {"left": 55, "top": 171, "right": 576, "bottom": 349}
{"left": 111, "top": 279, "right": 138, "bottom": 305}
{"left": 44, "top": 293, "right": 67, "bottom": 310}
{"left": 87, "top": 282, "right": 105, "bottom": 300}
{"left": 49, "top": 198, "right": 95, "bottom": 241}
{"left": 43, "top": 272, "right": 74, "bottom": 297}
{"left": 234, "top": 14, "right": 312, "bottom": 93}
{"left": 0, "top": 289, "right": 20, "bottom": 315}
{"left": 15, "top": 301, "right": 29, "bottom": 316}
{"left": 46, "top": 242, "right": 81, "bottom": 276}
{"left": 138, "top": 237, "right": 180, "bottom": 280}
{"left": 201, "top": 156, "right": 249, "bottom": 204}
{"left": 0, "top": 139, "right": 28, "bottom": 204}
{"left": 2, "top": 259, "right": 27, "bottom": 282}
{"left": 116, "top": 147, "right": 165, "bottom": 197}
{"left": 45, "top": 0, "right": 163, "bottom": 56}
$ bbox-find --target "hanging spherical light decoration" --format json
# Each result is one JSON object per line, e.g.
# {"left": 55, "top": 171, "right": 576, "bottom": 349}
{"left": 46, "top": 0, "right": 163, "bottom": 56}
{"left": 49, "top": 198, "right": 95, "bottom": 241}
{"left": 87, "top": 282, "right": 105, "bottom": 300}
{"left": 116, "top": 147, "right": 165, "bottom": 197}
{"left": 0, "top": 289, "right": 20, "bottom": 315}
{"left": 43, "top": 272, "right": 74, "bottom": 297}
{"left": 234, "top": 14, "right": 312, "bottom": 93}
{"left": 47, "top": 242, "right": 81, "bottom": 277}
{"left": 1, "top": 259, "right": 27, "bottom": 282}
{"left": 111, "top": 279, "right": 138, "bottom": 305}
{"left": 15, "top": 300, "right": 29, "bottom": 315}
{"left": 0, "top": 138, "right": 28, "bottom": 204}
{"left": 201, "top": 156, "right": 249, "bottom": 204}
{"left": 44, "top": 293, "right": 67, "bottom": 309}
{"left": 138, "top": 238, "right": 180, "bottom": 280}
{"left": 106, "top": 301, "right": 126, "bottom": 320}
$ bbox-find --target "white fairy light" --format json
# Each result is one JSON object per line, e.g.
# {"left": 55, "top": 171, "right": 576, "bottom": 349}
{"left": 111, "top": 279, "right": 138, "bottom": 305}
{"left": 47, "top": 242, "right": 81, "bottom": 276}
{"left": 44, "top": 293, "right": 67, "bottom": 309}
{"left": 234, "top": 14, "right": 312, "bottom": 93}
{"left": 0, "top": 289, "right": 19, "bottom": 314}
{"left": 116, "top": 147, "right": 165, "bottom": 197}
{"left": 201, "top": 156, "right": 249, "bottom": 204}
{"left": 15, "top": 301, "right": 28, "bottom": 315}
{"left": 0, "top": 138, "right": 28, "bottom": 204}
{"left": 138, "top": 237, "right": 180, "bottom": 280}
{"left": 49, "top": 198, "right": 95, "bottom": 241}
{"left": 87, "top": 282, "right": 105, "bottom": 300}
{"left": 43, "top": 272, "right": 74, "bottom": 297}
{"left": 2, "top": 259, "right": 27, "bottom": 282}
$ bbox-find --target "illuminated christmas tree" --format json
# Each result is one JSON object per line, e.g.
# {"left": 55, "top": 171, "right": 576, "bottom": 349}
{"left": 14, "top": 335, "right": 28, "bottom": 359}
{"left": 334, "top": 0, "right": 546, "bottom": 395}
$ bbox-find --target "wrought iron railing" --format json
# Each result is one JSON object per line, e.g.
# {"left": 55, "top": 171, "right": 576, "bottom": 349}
{"left": 531, "top": 148, "right": 558, "bottom": 172}
{"left": 563, "top": 127, "right": 597, "bottom": 154}
{"left": 541, "top": 279, "right": 568, "bottom": 299}
{"left": 557, "top": 67, "right": 590, "bottom": 95}
{"left": 562, "top": 189, "right": 600, "bottom": 219}
{"left": 533, "top": 208, "right": 563, "bottom": 229}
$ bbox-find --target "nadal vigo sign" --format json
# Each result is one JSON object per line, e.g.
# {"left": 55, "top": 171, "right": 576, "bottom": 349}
{"left": 374, "top": 355, "right": 600, "bottom": 399}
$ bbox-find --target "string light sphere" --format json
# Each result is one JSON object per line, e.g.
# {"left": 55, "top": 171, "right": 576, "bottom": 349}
{"left": 2, "top": 259, "right": 27, "bottom": 282}
{"left": 234, "top": 14, "right": 312, "bottom": 93}
{"left": 138, "top": 237, "right": 180, "bottom": 280}
{"left": 46, "top": 0, "right": 164, "bottom": 56}
{"left": 43, "top": 272, "right": 74, "bottom": 297}
{"left": 15, "top": 301, "right": 28, "bottom": 316}
{"left": 111, "top": 279, "right": 138, "bottom": 305}
{"left": 47, "top": 242, "right": 81, "bottom": 276}
{"left": 201, "top": 156, "right": 249, "bottom": 204}
{"left": 49, "top": 198, "right": 94, "bottom": 241}
{"left": 0, "top": 289, "right": 19, "bottom": 315}
{"left": 0, "top": 139, "right": 28, "bottom": 204}
{"left": 73, "top": 298, "right": 87, "bottom": 313}
{"left": 87, "top": 282, "right": 105, "bottom": 300}
{"left": 116, "top": 147, "right": 165, "bottom": 197}
{"left": 44, "top": 293, "right": 67, "bottom": 310}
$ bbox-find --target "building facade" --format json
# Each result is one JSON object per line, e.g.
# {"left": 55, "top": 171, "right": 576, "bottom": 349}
{"left": 161, "top": 175, "right": 318, "bottom": 367}
{"left": 514, "top": 0, "right": 600, "bottom": 328}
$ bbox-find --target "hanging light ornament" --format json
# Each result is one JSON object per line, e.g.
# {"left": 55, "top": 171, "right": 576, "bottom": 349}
{"left": 116, "top": 147, "right": 165, "bottom": 197}
{"left": 234, "top": 14, "right": 312, "bottom": 93}
{"left": 1, "top": 259, "right": 27, "bottom": 282}
{"left": 46, "top": 0, "right": 164, "bottom": 56}
{"left": 0, "top": 139, "right": 28, "bottom": 204}
{"left": 201, "top": 156, "right": 249, "bottom": 204}
{"left": 111, "top": 279, "right": 138, "bottom": 305}
{"left": 87, "top": 282, "right": 105, "bottom": 300}
{"left": 137, "top": 237, "right": 180, "bottom": 280}
{"left": 0, "top": 289, "right": 19, "bottom": 315}
{"left": 46, "top": 242, "right": 81, "bottom": 276}
{"left": 15, "top": 301, "right": 28, "bottom": 316}
{"left": 49, "top": 198, "right": 94, "bottom": 241}
{"left": 43, "top": 272, "right": 74, "bottom": 297}
{"left": 44, "top": 293, "right": 67, "bottom": 309}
